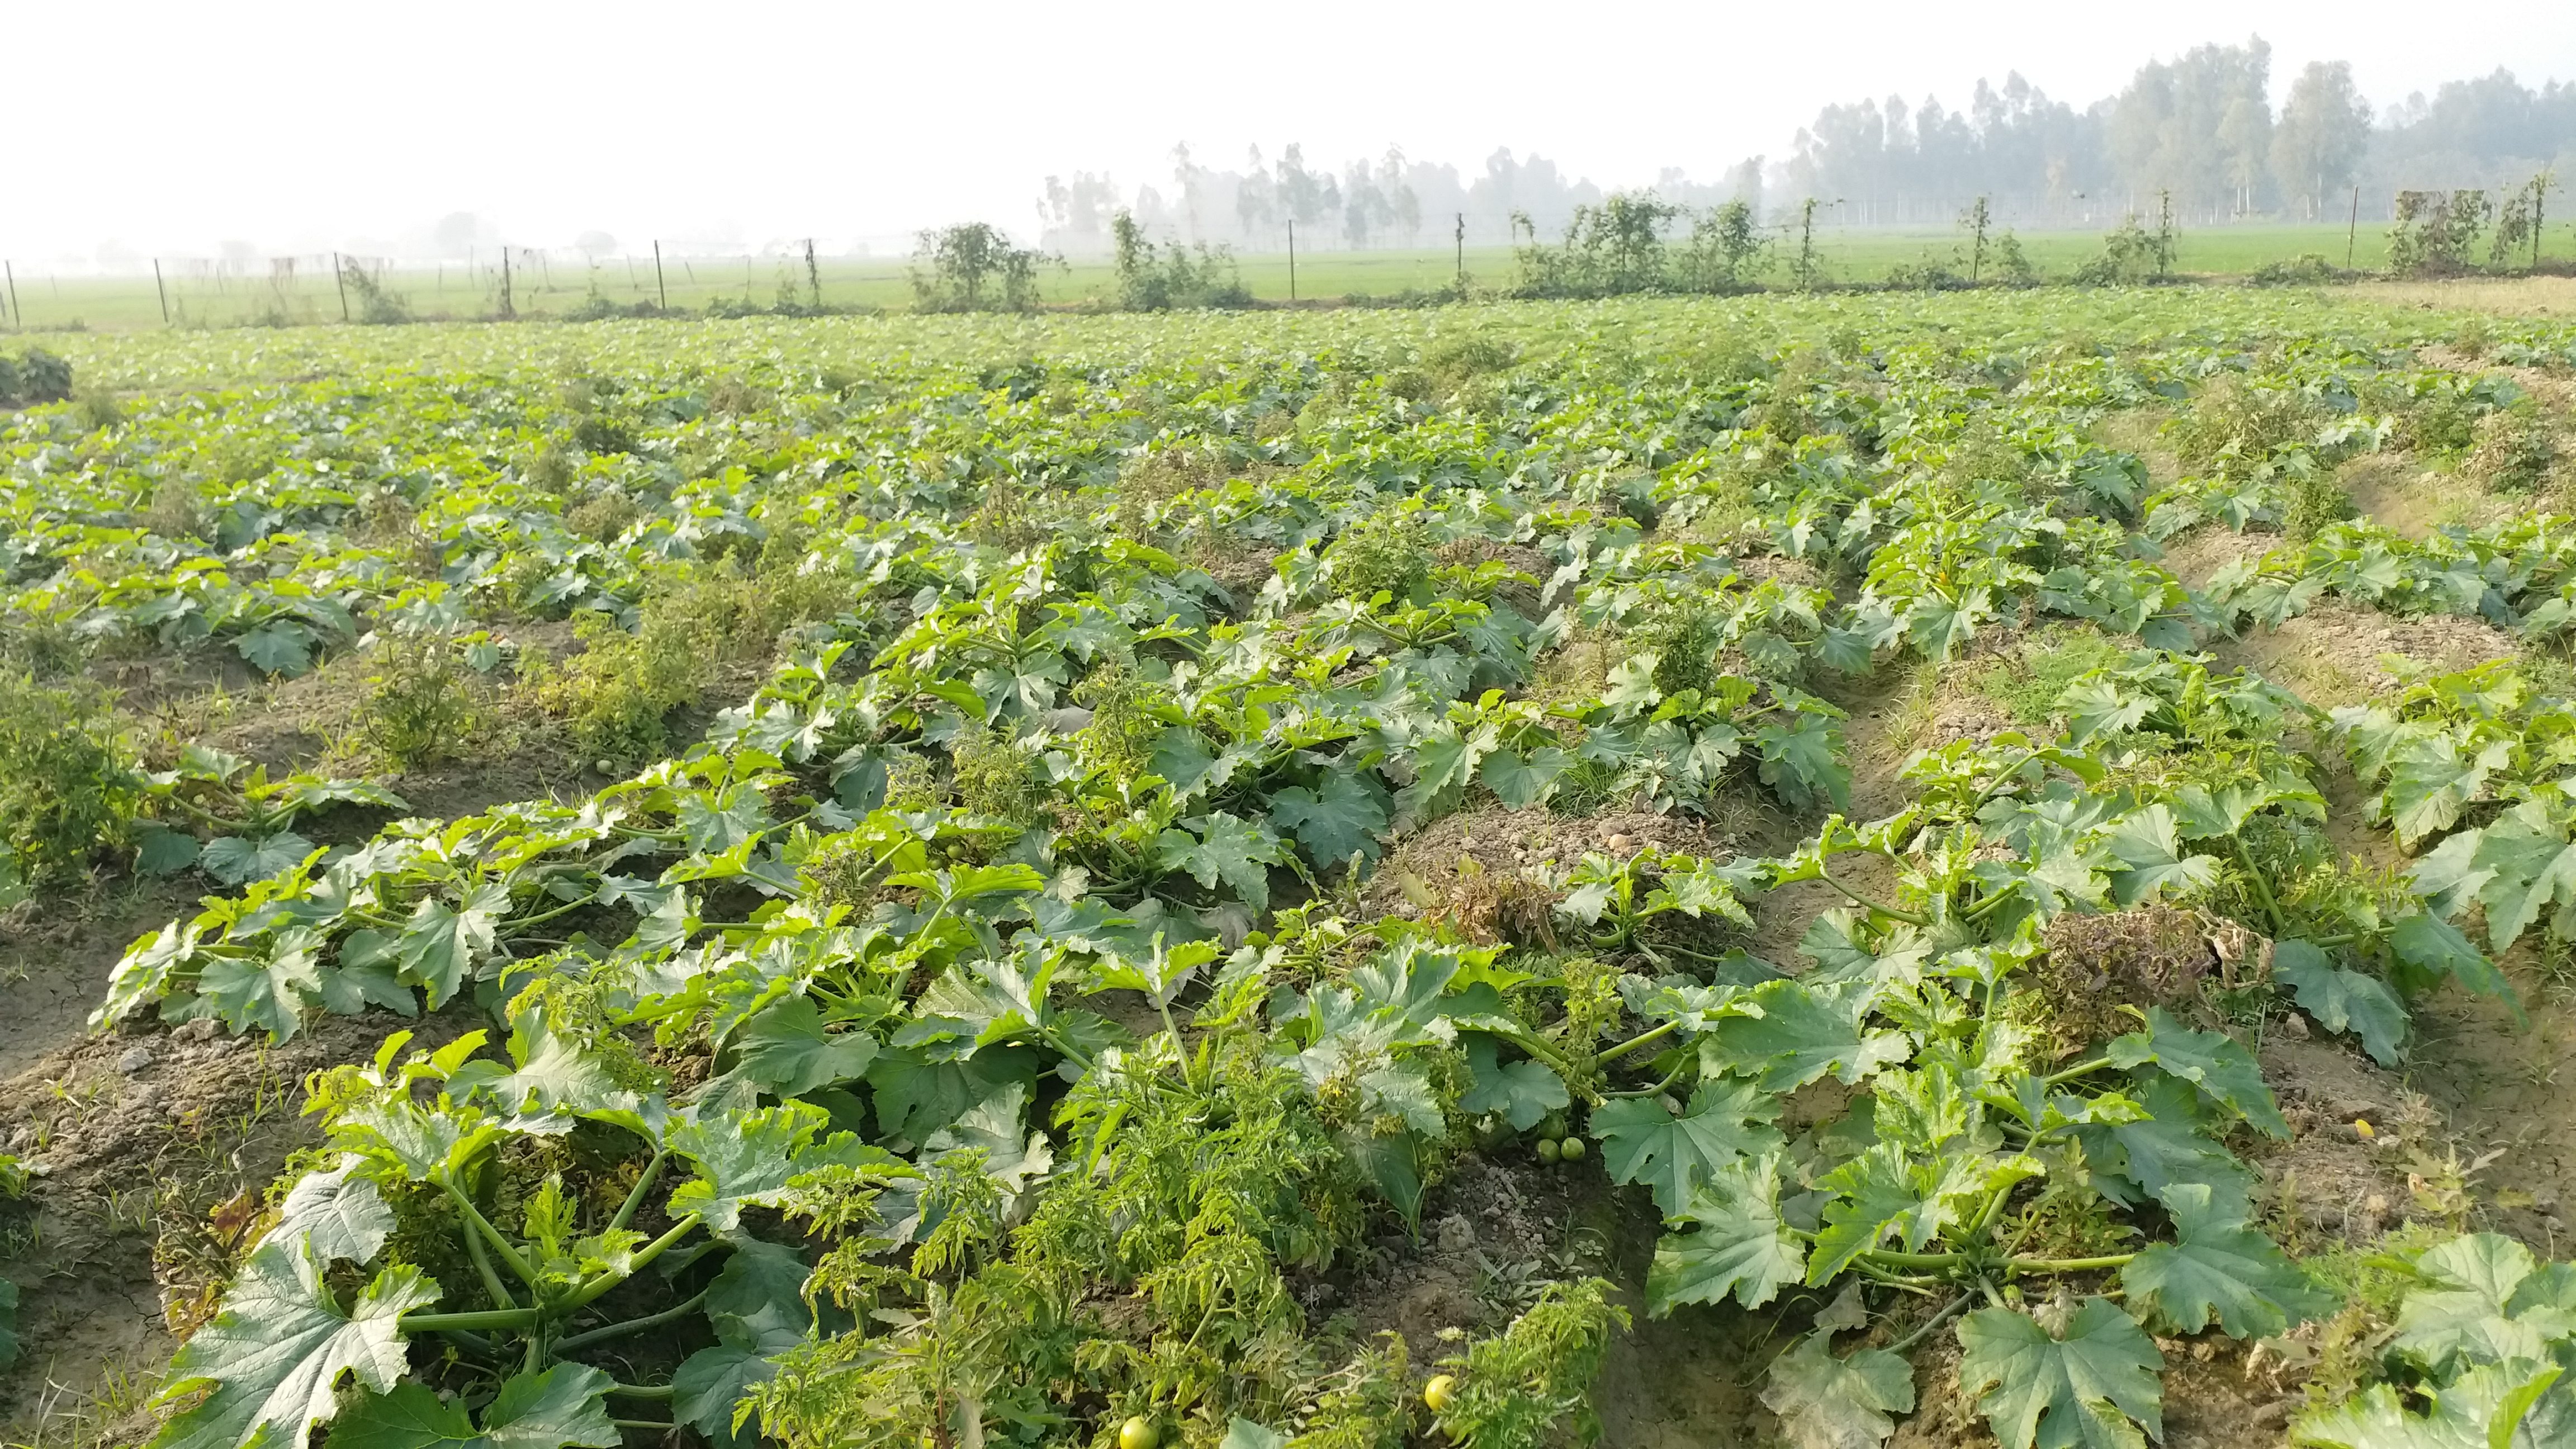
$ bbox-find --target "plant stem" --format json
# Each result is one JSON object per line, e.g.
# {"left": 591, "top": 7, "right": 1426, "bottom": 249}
{"left": 564, "top": 1214, "right": 704, "bottom": 1310}
{"left": 1856, "top": 1248, "right": 1962, "bottom": 1270}
{"left": 2042, "top": 1057, "right": 2112, "bottom": 1086}
{"left": 1816, "top": 865, "right": 1930, "bottom": 927}
{"left": 2006, "top": 1252, "right": 2135, "bottom": 1273}
{"left": 1962, "top": 749, "right": 2040, "bottom": 820}
{"left": 612, "top": 1420, "right": 677, "bottom": 1432}
{"left": 555, "top": 1289, "right": 709, "bottom": 1353}
{"left": 443, "top": 1181, "right": 543, "bottom": 1292}
{"left": 402, "top": 1305, "right": 542, "bottom": 1332}
{"left": 2231, "top": 837, "right": 2289, "bottom": 937}
{"left": 1597, "top": 1020, "right": 1678, "bottom": 1066}
{"left": 607, "top": 1150, "right": 667, "bottom": 1235}
{"left": 1885, "top": 1290, "right": 1977, "bottom": 1355}
{"left": 460, "top": 1210, "right": 520, "bottom": 1311}
{"left": 607, "top": 1384, "right": 675, "bottom": 1401}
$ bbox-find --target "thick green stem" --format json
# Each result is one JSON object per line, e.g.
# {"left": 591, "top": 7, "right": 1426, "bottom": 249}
{"left": 612, "top": 1420, "right": 678, "bottom": 1432}
{"left": 1887, "top": 1291, "right": 1978, "bottom": 1355}
{"left": 564, "top": 1214, "right": 703, "bottom": 1310}
{"left": 2007, "top": 1252, "right": 2135, "bottom": 1273}
{"left": 402, "top": 1306, "right": 543, "bottom": 1332}
{"left": 443, "top": 1181, "right": 542, "bottom": 1292}
{"left": 555, "top": 1289, "right": 708, "bottom": 1353}
{"left": 1817, "top": 865, "right": 1930, "bottom": 927}
{"left": 460, "top": 1211, "right": 520, "bottom": 1311}
{"left": 607, "top": 1385, "right": 675, "bottom": 1401}
{"left": 2043, "top": 1057, "right": 2112, "bottom": 1086}
{"left": 1962, "top": 749, "right": 2041, "bottom": 820}
{"left": 1857, "top": 1248, "right": 1962, "bottom": 1270}
{"left": 2231, "top": 837, "right": 2289, "bottom": 937}
{"left": 607, "top": 1151, "right": 667, "bottom": 1235}
{"left": 1597, "top": 1020, "right": 1679, "bottom": 1066}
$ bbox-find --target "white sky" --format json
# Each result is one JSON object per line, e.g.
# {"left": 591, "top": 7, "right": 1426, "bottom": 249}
{"left": 11, "top": 0, "right": 2574, "bottom": 263}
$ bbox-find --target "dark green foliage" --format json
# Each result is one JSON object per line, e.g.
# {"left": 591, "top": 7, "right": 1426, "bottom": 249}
{"left": 1110, "top": 211, "right": 1251, "bottom": 311}
{"left": 0, "top": 673, "right": 135, "bottom": 893}
{"left": 0, "top": 348, "right": 72, "bottom": 407}
{"left": 908, "top": 222, "right": 1057, "bottom": 313}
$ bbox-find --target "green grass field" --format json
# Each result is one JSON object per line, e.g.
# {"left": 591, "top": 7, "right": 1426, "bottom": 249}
{"left": 0, "top": 221, "right": 2473, "bottom": 333}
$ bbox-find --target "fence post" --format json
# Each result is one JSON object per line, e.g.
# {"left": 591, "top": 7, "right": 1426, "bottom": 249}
{"left": 154, "top": 259, "right": 171, "bottom": 325}
{"left": 2, "top": 261, "right": 15, "bottom": 328}
{"left": 332, "top": 252, "right": 351, "bottom": 321}
{"left": 1287, "top": 220, "right": 1297, "bottom": 302}
{"left": 653, "top": 241, "right": 668, "bottom": 311}
{"left": 1454, "top": 212, "right": 1465, "bottom": 287}
{"left": 2347, "top": 186, "right": 2360, "bottom": 269}
{"left": 500, "top": 248, "right": 514, "bottom": 319}
{"left": 804, "top": 238, "right": 820, "bottom": 310}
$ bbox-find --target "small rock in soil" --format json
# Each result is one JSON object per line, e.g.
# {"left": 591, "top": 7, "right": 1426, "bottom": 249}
{"left": 117, "top": 1046, "right": 155, "bottom": 1074}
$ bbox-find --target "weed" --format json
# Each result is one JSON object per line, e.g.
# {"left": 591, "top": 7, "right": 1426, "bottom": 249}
{"left": 1969, "top": 626, "right": 2123, "bottom": 723}
{"left": 1325, "top": 509, "right": 1433, "bottom": 603}
{"left": 358, "top": 635, "right": 482, "bottom": 769}
{"left": 0, "top": 674, "right": 137, "bottom": 896}
{"left": 2282, "top": 465, "right": 2356, "bottom": 541}
{"left": 2464, "top": 409, "right": 2559, "bottom": 493}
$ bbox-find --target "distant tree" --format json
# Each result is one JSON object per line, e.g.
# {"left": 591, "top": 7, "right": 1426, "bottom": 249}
{"left": 1036, "top": 173, "right": 1120, "bottom": 254}
{"left": 574, "top": 231, "right": 619, "bottom": 262}
{"left": 1277, "top": 144, "right": 1341, "bottom": 241}
{"left": 1235, "top": 146, "right": 1277, "bottom": 243}
{"left": 432, "top": 212, "right": 483, "bottom": 259}
{"left": 1380, "top": 146, "right": 1422, "bottom": 246}
{"left": 2105, "top": 36, "right": 2273, "bottom": 219}
{"left": 2270, "top": 61, "right": 2371, "bottom": 220}
{"left": 908, "top": 223, "right": 1055, "bottom": 312}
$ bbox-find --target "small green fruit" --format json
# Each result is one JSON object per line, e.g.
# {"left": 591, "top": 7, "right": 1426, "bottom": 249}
{"left": 1424, "top": 1374, "right": 1458, "bottom": 1412}
{"left": 1559, "top": 1135, "right": 1587, "bottom": 1162}
{"left": 1536, "top": 1137, "right": 1561, "bottom": 1164}
{"left": 1119, "top": 1417, "right": 1158, "bottom": 1449}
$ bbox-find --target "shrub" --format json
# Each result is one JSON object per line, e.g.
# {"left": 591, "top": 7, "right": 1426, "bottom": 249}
{"left": 2071, "top": 215, "right": 2172, "bottom": 285}
{"left": 2248, "top": 253, "right": 2352, "bottom": 286}
{"left": 338, "top": 259, "right": 412, "bottom": 324}
{"left": 2387, "top": 190, "right": 2490, "bottom": 277}
{"left": 1324, "top": 509, "right": 1434, "bottom": 602}
{"left": 2166, "top": 376, "right": 2319, "bottom": 471}
{"left": 359, "top": 635, "right": 483, "bottom": 769}
{"left": 909, "top": 223, "right": 1057, "bottom": 313}
{"left": 2466, "top": 410, "right": 2560, "bottom": 493}
{"left": 0, "top": 348, "right": 72, "bottom": 408}
{"left": 0, "top": 674, "right": 136, "bottom": 894}
{"left": 1109, "top": 211, "right": 1251, "bottom": 311}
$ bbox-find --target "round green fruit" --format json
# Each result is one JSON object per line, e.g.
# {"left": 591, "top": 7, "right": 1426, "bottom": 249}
{"left": 1424, "top": 1375, "right": 1458, "bottom": 1412}
{"left": 1558, "top": 1135, "right": 1587, "bottom": 1162}
{"left": 1536, "top": 1137, "right": 1561, "bottom": 1164}
{"left": 1119, "top": 1417, "right": 1159, "bottom": 1449}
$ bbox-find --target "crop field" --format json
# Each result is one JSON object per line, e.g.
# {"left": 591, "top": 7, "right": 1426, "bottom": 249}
{"left": 0, "top": 221, "right": 2455, "bottom": 332}
{"left": 6, "top": 283, "right": 2576, "bottom": 1449}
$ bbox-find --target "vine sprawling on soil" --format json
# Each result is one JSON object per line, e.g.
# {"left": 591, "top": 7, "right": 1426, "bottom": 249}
{"left": 5, "top": 290, "right": 2576, "bottom": 1449}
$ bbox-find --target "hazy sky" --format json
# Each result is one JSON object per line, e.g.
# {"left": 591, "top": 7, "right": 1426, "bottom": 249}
{"left": 13, "top": 0, "right": 2574, "bottom": 263}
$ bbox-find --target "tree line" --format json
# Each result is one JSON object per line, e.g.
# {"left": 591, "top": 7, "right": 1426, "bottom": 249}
{"left": 1038, "top": 39, "right": 2573, "bottom": 252}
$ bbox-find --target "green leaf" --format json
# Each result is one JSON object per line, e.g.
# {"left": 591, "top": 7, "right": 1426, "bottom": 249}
{"left": 721, "top": 995, "right": 880, "bottom": 1098}
{"left": 137, "top": 825, "right": 201, "bottom": 875}
{"left": 1647, "top": 1156, "right": 1806, "bottom": 1313}
{"left": 1219, "top": 1420, "right": 1290, "bottom": 1449}
{"left": 394, "top": 883, "right": 510, "bottom": 1007}
{"left": 1810, "top": 1141, "right": 2038, "bottom": 1282}
{"left": 2120, "top": 1183, "right": 2335, "bottom": 1337}
{"left": 1955, "top": 1298, "right": 2163, "bottom": 1449}
{"left": 1702, "top": 978, "right": 1912, "bottom": 1092}
{"left": 1153, "top": 811, "right": 1287, "bottom": 911}
{"left": 1396, "top": 719, "right": 1499, "bottom": 822}
{"left": 678, "top": 782, "right": 775, "bottom": 856}
{"left": 2271, "top": 941, "right": 2408, "bottom": 1067}
{"left": 201, "top": 946, "right": 323, "bottom": 1043}
{"left": 259, "top": 1160, "right": 394, "bottom": 1265}
{"left": 1265, "top": 773, "right": 1390, "bottom": 868}
{"left": 1592, "top": 1077, "right": 1786, "bottom": 1218}
{"left": 666, "top": 1101, "right": 834, "bottom": 1232}
{"left": 2394, "top": 1233, "right": 2551, "bottom": 1370}
{"left": 0, "top": 1278, "right": 18, "bottom": 1370}
{"left": 447, "top": 1010, "right": 629, "bottom": 1119}
{"left": 2390, "top": 911, "right": 2521, "bottom": 1020}
{"left": 201, "top": 831, "right": 317, "bottom": 886}
{"left": 1756, "top": 713, "right": 1850, "bottom": 813}
{"left": 145, "top": 1240, "right": 438, "bottom": 1449}
{"left": 330, "top": 1365, "right": 619, "bottom": 1449}
{"left": 235, "top": 621, "right": 319, "bottom": 676}
{"left": 2100, "top": 805, "right": 2219, "bottom": 906}
{"left": 1760, "top": 1331, "right": 1915, "bottom": 1449}
{"left": 2106, "top": 1007, "right": 2288, "bottom": 1138}
{"left": 674, "top": 1344, "right": 779, "bottom": 1449}
{"left": 1479, "top": 745, "right": 1570, "bottom": 810}
{"left": 1460, "top": 1036, "right": 1569, "bottom": 1132}
{"left": 2293, "top": 1360, "right": 2563, "bottom": 1449}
